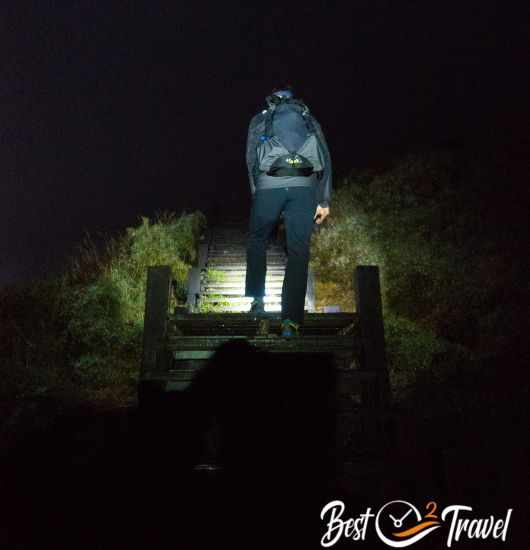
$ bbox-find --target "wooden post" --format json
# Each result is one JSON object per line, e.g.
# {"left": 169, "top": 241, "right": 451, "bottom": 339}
{"left": 354, "top": 266, "right": 392, "bottom": 446}
{"left": 305, "top": 268, "right": 316, "bottom": 312}
{"left": 185, "top": 230, "right": 209, "bottom": 313}
{"left": 141, "top": 266, "right": 172, "bottom": 379}
{"left": 197, "top": 241, "right": 209, "bottom": 269}
{"left": 186, "top": 268, "right": 201, "bottom": 313}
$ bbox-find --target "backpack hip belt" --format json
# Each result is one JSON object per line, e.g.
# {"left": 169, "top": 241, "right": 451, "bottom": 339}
{"left": 266, "top": 166, "right": 314, "bottom": 177}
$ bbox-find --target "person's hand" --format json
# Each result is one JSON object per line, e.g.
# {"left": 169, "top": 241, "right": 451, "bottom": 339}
{"left": 314, "top": 205, "right": 330, "bottom": 224}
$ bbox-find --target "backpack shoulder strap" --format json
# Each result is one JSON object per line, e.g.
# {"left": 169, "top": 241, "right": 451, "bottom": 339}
{"left": 294, "top": 100, "right": 316, "bottom": 135}
{"left": 302, "top": 112, "right": 316, "bottom": 135}
{"left": 264, "top": 106, "right": 276, "bottom": 138}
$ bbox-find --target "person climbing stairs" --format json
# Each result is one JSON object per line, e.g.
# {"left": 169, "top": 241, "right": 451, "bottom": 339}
{"left": 187, "top": 219, "right": 315, "bottom": 316}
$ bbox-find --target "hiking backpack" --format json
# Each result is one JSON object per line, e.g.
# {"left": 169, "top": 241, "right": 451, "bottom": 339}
{"left": 256, "top": 98, "right": 325, "bottom": 178}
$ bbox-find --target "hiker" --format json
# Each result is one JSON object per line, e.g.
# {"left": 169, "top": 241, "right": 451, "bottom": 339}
{"left": 245, "top": 85, "right": 332, "bottom": 336}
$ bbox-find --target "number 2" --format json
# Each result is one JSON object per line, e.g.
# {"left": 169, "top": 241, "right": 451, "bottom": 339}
{"left": 425, "top": 501, "right": 438, "bottom": 519}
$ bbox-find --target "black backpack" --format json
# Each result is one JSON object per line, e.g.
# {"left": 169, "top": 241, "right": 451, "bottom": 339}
{"left": 257, "top": 97, "right": 325, "bottom": 178}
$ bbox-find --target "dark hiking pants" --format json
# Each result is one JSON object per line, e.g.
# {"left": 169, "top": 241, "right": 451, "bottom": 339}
{"left": 245, "top": 185, "right": 318, "bottom": 324}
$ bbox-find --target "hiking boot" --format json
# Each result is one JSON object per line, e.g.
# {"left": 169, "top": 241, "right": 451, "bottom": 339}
{"left": 281, "top": 319, "right": 300, "bottom": 338}
{"left": 249, "top": 297, "right": 265, "bottom": 315}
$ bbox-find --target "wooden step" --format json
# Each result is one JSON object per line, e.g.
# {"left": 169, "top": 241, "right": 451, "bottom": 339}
{"left": 204, "top": 266, "right": 285, "bottom": 272}
{"left": 170, "top": 312, "right": 356, "bottom": 329}
{"left": 210, "top": 236, "right": 249, "bottom": 241}
{"left": 167, "top": 335, "right": 360, "bottom": 354}
{"left": 199, "top": 296, "right": 281, "bottom": 306}
{"left": 200, "top": 295, "right": 314, "bottom": 306}
{"left": 170, "top": 326, "right": 355, "bottom": 337}
{"left": 206, "top": 265, "right": 286, "bottom": 272}
{"left": 169, "top": 316, "right": 357, "bottom": 337}
{"left": 171, "top": 312, "right": 355, "bottom": 322}
{"left": 201, "top": 280, "right": 285, "bottom": 288}
{"left": 209, "top": 305, "right": 283, "bottom": 313}
{"left": 201, "top": 281, "right": 285, "bottom": 289}
{"left": 209, "top": 244, "right": 284, "bottom": 250}
{"left": 208, "top": 254, "right": 285, "bottom": 261}
{"left": 207, "top": 259, "right": 286, "bottom": 265}
{"left": 202, "top": 272, "right": 285, "bottom": 280}
{"left": 210, "top": 244, "right": 282, "bottom": 248}
{"left": 203, "top": 279, "right": 285, "bottom": 287}
{"left": 202, "top": 286, "right": 284, "bottom": 292}
{"left": 201, "top": 281, "right": 284, "bottom": 289}
{"left": 202, "top": 291, "right": 283, "bottom": 298}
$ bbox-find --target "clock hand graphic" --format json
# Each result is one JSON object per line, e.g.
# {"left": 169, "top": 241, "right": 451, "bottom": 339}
{"left": 388, "top": 508, "right": 413, "bottom": 528}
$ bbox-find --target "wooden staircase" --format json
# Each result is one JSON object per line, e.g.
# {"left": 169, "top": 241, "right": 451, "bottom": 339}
{"left": 186, "top": 219, "right": 315, "bottom": 313}
{"left": 139, "top": 221, "right": 392, "bottom": 491}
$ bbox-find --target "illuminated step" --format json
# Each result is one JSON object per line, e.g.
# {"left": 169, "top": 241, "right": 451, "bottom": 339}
{"left": 199, "top": 298, "right": 312, "bottom": 311}
{"left": 203, "top": 271, "right": 285, "bottom": 278}
{"left": 201, "top": 279, "right": 285, "bottom": 288}
{"left": 201, "top": 274, "right": 287, "bottom": 281}
{"left": 206, "top": 260, "right": 287, "bottom": 271}
{"left": 204, "top": 278, "right": 285, "bottom": 286}
{"left": 208, "top": 263, "right": 286, "bottom": 270}
{"left": 208, "top": 253, "right": 285, "bottom": 258}
{"left": 204, "top": 268, "right": 283, "bottom": 274}
{"left": 202, "top": 291, "right": 282, "bottom": 298}
{"left": 210, "top": 245, "right": 284, "bottom": 249}
{"left": 210, "top": 249, "right": 285, "bottom": 255}
{"left": 203, "top": 281, "right": 284, "bottom": 288}
{"left": 201, "top": 265, "right": 287, "bottom": 278}
{"left": 209, "top": 304, "right": 282, "bottom": 313}
{"left": 203, "top": 284, "right": 283, "bottom": 293}
{"left": 200, "top": 296, "right": 281, "bottom": 304}
{"left": 202, "top": 278, "right": 283, "bottom": 286}
{"left": 202, "top": 296, "right": 283, "bottom": 302}
{"left": 207, "top": 260, "right": 285, "bottom": 266}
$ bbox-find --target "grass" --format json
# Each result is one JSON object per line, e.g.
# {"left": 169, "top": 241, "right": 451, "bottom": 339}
{"left": 310, "top": 146, "right": 527, "bottom": 401}
{"left": 0, "top": 210, "right": 207, "bottom": 412}
{"left": 2, "top": 143, "right": 526, "bottom": 430}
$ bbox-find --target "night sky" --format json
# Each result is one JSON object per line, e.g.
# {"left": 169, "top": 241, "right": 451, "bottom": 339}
{"left": 2, "top": 2, "right": 528, "bottom": 285}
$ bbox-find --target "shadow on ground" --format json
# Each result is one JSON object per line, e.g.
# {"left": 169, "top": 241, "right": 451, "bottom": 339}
{"left": 1, "top": 341, "right": 528, "bottom": 549}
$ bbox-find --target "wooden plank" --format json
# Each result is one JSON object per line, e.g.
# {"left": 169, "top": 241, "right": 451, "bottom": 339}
{"left": 186, "top": 267, "right": 201, "bottom": 312}
{"left": 141, "top": 266, "right": 172, "bottom": 379}
{"left": 354, "top": 265, "right": 391, "bottom": 407}
{"left": 173, "top": 350, "right": 215, "bottom": 360}
{"left": 170, "top": 312, "right": 357, "bottom": 322}
{"left": 166, "top": 335, "right": 360, "bottom": 354}
{"left": 197, "top": 243, "right": 209, "bottom": 269}
{"left": 306, "top": 267, "right": 316, "bottom": 312}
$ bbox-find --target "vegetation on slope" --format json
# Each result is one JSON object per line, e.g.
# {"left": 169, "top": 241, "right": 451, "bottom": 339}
{"left": 0, "top": 210, "right": 206, "bottom": 411}
{"left": 311, "top": 145, "right": 528, "bottom": 401}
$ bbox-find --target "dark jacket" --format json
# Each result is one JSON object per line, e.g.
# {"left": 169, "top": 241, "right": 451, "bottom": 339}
{"left": 245, "top": 102, "right": 332, "bottom": 208}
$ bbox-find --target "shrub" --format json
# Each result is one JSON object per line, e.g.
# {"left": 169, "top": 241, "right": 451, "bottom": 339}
{"left": 311, "top": 146, "right": 526, "bottom": 398}
{"left": 0, "top": 210, "right": 206, "bottom": 407}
